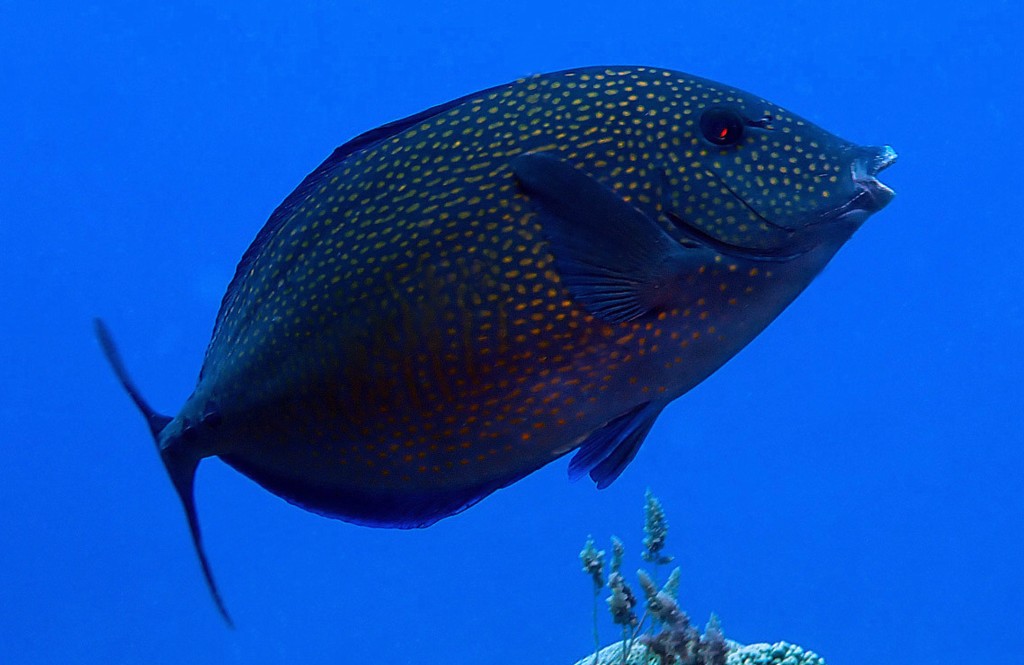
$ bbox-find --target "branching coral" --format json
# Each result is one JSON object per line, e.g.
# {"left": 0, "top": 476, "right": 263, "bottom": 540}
{"left": 578, "top": 491, "right": 727, "bottom": 665}
{"left": 572, "top": 641, "right": 827, "bottom": 665}
{"left": 573, "top": 491, "right": 828, "bottom": 665}
{"left": 726, "top": 642, "right": 826, "bottom": 665}
{"left": 641, "top": 489, "right": 673, "bottom": 566}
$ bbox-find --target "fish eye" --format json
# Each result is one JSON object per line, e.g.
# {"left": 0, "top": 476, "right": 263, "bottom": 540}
{"left": 700, "top": 107, "right": 745, "bottom": 146}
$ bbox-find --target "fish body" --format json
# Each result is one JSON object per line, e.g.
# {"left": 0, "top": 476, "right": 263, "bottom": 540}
{"left": 97, "top": 66, "right": 895, "bottom": 620}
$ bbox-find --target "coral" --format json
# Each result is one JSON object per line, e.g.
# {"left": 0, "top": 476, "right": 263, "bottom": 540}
{"left": 661, "top": 567, "right": 680, "bottom": 601}
{"left": 573, "top": 640, "right": 652, "bottom": 665}
{"left": 726, "top": 642, "right": 826, "bottom": 665}
{"left": 575, "top": 492, "right": 827, "bottom": 665}
{"left": 610, "top": 536, "right": 625, "bottom": 574}
{"left": 581, "top": 536, "right": 607, "bottom": 589}
{"left": 642, "top": 489, "right": 673, "bottom": 565}
{"left": 578, "top": 492, "right": 724, "bottom": 665}
{"left": 581, "top": 536, "right": 608, "bottom": 663}
{"left": 607, "top": 571, "right": 639, "bottom": 629}
{"left": 573, "top": 641, "right": 827, "bottom": 665}
{"left": 696, "top": 616, "right": 727, "bottom": 665}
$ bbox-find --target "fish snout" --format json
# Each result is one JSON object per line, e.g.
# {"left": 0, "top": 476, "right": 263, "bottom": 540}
{"left": 850, "top": 145, "right": 897, "bottom": 212}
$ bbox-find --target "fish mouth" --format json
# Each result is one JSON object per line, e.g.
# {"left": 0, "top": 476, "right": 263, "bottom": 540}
{"left": 850, "top": 145, "right": 897, "bottom": 212}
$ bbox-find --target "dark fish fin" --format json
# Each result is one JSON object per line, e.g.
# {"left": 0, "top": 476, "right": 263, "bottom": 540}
{"left": 93, "top": 318, "right": 172, "bottom": 439}
{"left": 161, "top": 447, "right": 234, "bottom": 627}
{"left": 323, "top": 79, "right": 515, "bottom": 166}
{"left": 568, "top": 401, "right": 662, "bottom": 489}
{"left": 93, "top": 319, "right": 234, "bottom": 627}
{"left": 512, "top": 153, "right": 692, "bottom": 323}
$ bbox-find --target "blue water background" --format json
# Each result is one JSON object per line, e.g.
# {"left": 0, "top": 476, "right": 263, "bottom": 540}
{"left": 2, "top": 1, "right": 1021, "bottom": 663}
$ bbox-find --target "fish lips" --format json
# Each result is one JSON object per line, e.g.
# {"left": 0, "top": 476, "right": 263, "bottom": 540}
{"left": 789, "top": 144, "right": 896, "bottom": 245}
{"left": 849, "top": 145, "right": 898, "bottom": 213}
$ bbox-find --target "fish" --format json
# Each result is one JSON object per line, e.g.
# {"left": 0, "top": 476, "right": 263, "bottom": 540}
{"left": 96, "top": 66, "right": 896, "bottom": 622}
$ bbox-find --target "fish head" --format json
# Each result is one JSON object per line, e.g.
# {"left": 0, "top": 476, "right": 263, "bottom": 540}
{"left": 662, "top": 82, "right": 896, "bottom": 258}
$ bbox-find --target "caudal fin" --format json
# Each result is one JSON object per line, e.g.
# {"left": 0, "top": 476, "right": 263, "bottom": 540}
{"left": 94, "top": 318, "right": 234, "bottom": 627}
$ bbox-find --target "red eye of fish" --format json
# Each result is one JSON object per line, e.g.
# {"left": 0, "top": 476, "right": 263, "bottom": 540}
{"left": 700, "top": 107, "right": 745, "bottom": 146}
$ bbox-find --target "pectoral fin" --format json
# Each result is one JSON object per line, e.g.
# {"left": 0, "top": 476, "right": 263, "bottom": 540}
{"left": 512, "top": 153, "right": 697, "bottom": 323}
